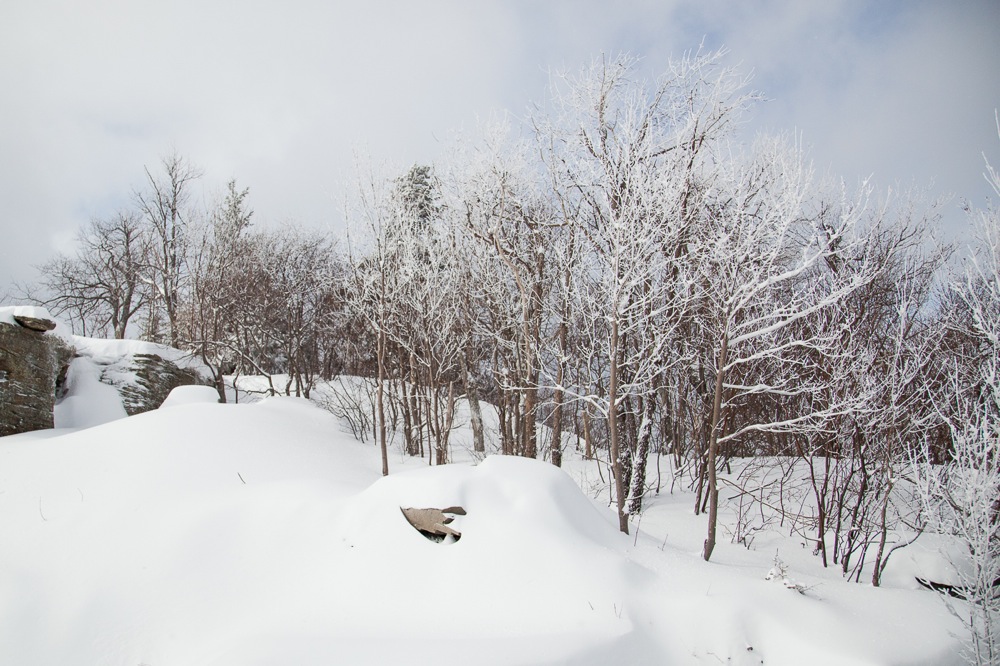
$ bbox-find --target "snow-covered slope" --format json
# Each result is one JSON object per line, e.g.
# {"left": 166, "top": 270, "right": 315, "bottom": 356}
{"left": 0, "top": 390, "right": 966, "bottom": 664}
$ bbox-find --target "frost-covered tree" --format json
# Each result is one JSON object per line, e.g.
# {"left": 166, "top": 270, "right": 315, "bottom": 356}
{"left": 533, "top": 51, "right": 756, "bottom": 533}
{"left": 450, "top": 121, "right": 557, "bottom": 461}
{"left": 694, "top": 137, "right": 875, "bottom": 561}
{"left": 913, "top": 150, "right": 1000, "bottom": 664}
{"left": 343, "top": 160, "right": 408, "bottom": 476}
{"left": 387, "top": 165, "right": 472, "bottom": 464}
{"left": 733, "top": 195, "right": 949, "bottom": 579}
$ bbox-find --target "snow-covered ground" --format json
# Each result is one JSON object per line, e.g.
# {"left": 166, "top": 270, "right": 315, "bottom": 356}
{"left": 0, "top": 369, "right": 970, "bottom": 664}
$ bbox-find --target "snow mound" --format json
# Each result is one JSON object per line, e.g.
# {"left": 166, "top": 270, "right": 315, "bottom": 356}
{"left": 0, "top": 397, "right": 381, "bottom": 665}
{"left": 343, "top": 455, "right": 619, "bottom": 548}
{"left": 0, "top": 397, "right": 648, "bottom": 665}
{"left": 160, "top": 384, "right": 221, "bottom": 408}
{"left": 331, "top": 455, "right": 638, "bottom": 646}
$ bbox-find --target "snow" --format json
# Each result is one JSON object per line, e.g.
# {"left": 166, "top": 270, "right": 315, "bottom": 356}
{"left": 0, "top": 382, "right": 971, "bottom": 664}
{"left": 0, "top": 304, "right": 76, "bottom": 346}
{"left": 0, "top": 304, "right": 54, "bottom": 325}
{"left": 53, "top": 357, "right": 128, "bottom": 428}
{"left": 70, "top": 334, "right": 212, "bottom": 375}
{"left": 159, "top": 385, "right": 221, "bottom": 408}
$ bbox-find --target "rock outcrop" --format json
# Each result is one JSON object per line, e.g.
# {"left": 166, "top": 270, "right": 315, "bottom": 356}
{"left": 0, "top": 313, "right": 74, "bottom": 437}
{"left": 115, "top": 353, "right": 213, "bottom": 416}
{"left": 1, "top": 305, "right": 215, "bottom": 436}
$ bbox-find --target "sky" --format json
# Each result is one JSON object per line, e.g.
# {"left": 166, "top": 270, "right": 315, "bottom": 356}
{"left": 1, "top": 0, "right": 998, "bottom": 295}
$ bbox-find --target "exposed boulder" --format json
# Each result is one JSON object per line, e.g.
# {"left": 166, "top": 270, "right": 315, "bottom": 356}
{"left": 0, "top": 310, "right": 74, "bottom": 437}
{"left": 13, "top": 315, "right": 57, "bottom": 332}
{"left": 117, "top": 353, "right": 213, "bottom": 415}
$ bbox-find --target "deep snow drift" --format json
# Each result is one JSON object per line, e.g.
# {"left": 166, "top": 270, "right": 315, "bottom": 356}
{"left": 0, "top": 385, "right": 968, "bottom": 664}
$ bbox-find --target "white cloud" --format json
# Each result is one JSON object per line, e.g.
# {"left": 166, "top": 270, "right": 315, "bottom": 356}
{"left": 1, "top": 0, "right": 997, "bottom": 292}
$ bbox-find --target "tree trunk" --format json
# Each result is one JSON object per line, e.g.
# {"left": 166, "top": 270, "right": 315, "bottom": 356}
{"left": 401, "top": 370, "right": 415, "bottom": 456}
{"left": 214, "top": 368, "right": 227, "bottom": 404}
{"left": 376, "top": 326, "right": 389, "bottom": 477}
{"left": 498, "top": 391, "right": 512, "bottom": 456}
{"left": 461, "top": 351, "right": 485, "bottom": 453}
{"left": 437, "top": 381, "right": 455, "bottom": 465}
{"left": 703, "top": 332, "right": 729, "bottom": 562}
{"left": 871, "top": 460, "right": 893, "bottom": 587}
{"left": 522, "top": 383, "right": 538, "bottom": 459}
{"left": 512, "top": 395, "right": 522, "bottom": 456}
{"left": 693, "top": 418, "right": 706, "bottom": 515}
{"left": 627, "top": 391, "right": 657, "bottom": 514}
{"left": 406, "top": 352, "right": 421, "bottom": 456}
{"left": 609, "top": 320, "right": 629, "bottom": 534}
{"left": 550, "top": 389, "right": 564, "bottom": 467}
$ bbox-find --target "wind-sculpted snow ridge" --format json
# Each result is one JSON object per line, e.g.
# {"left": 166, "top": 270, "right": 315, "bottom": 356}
{"left": 0, "top": 390, "right": 967, "bottom": 665}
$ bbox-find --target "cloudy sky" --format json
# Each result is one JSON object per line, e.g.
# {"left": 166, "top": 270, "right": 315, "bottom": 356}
{"left": 1, "top": 0, "right": 998, "bottom": 294}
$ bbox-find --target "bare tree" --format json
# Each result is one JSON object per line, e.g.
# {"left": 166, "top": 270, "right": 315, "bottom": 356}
{"left": 31, "top": 211, "right": 149, "bottom": 338}
{"left": 450, "top": 120, "right": 556, "bottom": 461}
{"left": 723, "top": 195, "right": 950, "bottom": 578}
{"left": 251, "top": 226, "right": 340, "bottom": 399}
{"left": 184, "top": 179, "right": 254, "bottom": 400}
{"left": 135, "top": 151, "right": 202, "bottom": 346}
{"left": 343, "top": 159, "right": 411, "bottom": 476}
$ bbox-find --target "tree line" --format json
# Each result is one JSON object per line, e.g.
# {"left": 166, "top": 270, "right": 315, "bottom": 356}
{"left": 25, "top": 52, "right": 998, "bottom": 634}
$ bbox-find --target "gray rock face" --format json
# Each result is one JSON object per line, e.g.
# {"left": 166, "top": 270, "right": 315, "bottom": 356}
{"left": 0, "top": 320, "right": 74, "bottom": 437}
{"left": 114, "top": 353, "right": 211, "bottom": 415}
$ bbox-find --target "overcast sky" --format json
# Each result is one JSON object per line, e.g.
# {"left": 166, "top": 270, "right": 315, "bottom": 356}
{"left": 2, "top": 0, "right": 998, "bottom": 295}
